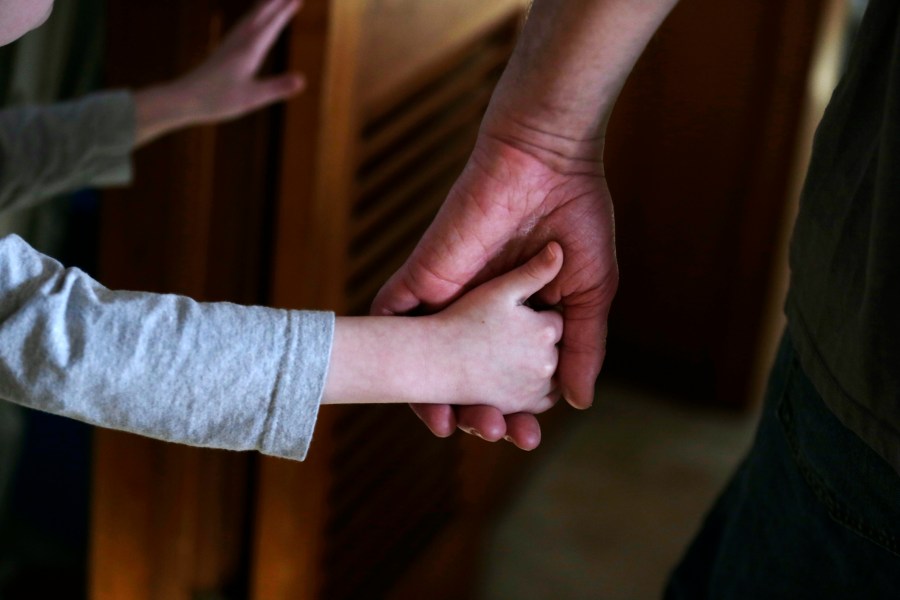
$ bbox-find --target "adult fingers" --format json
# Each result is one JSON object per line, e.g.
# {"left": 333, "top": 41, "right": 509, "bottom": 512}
{"left": 371, "top": 269, "right": 423, "bottom": 316}
{"left": 455, "top": 405, "right": 507, "bottom": 442}
{"left": 557, "top": 301, "right": 608, "bottom": 409}
{"left": 410, "top": 403, "right": 457, "bottom": 438}
{"left": 502, "top": 413, "right": 542, "bottom": 450}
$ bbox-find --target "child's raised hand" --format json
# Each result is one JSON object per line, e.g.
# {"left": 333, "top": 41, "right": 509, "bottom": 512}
{"left": 433, "top": 242, "right": 564, "bottom": 415}
{"left": 133, "top": 0, "right": 304, "bottom": 145}
{"left": 172, "top": 0, "right": 304, "bottom": 124}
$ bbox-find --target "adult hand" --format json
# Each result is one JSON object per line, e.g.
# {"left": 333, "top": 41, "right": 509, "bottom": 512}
{"left": 133, "top": 0, "right": 303, "bottom": 146}
{"left": 371, "top": 132, "right": 618, "bottom": 450}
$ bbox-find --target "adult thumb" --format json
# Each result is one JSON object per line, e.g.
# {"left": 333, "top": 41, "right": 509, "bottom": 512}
{"left": 498, "top": 242, "right": 564, "bottom": 303}
{"left": 370, "top": 269, "right": 421, "bottom": 316}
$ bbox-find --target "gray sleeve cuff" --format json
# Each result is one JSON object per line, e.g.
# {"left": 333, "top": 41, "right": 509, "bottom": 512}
{"left": 261, "top": 310, "right": 335, "bottom": 460}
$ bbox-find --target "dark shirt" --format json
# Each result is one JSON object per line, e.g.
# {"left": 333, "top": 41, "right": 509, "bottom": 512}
{"left": 786, "top": 0, "right": 900, "bottom": 475}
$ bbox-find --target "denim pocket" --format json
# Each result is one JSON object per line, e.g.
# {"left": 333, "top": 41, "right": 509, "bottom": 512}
{"left": 776, "top": 355, "right": 900, "bottom": 558}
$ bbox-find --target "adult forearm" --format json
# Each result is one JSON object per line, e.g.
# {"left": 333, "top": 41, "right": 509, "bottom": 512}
{"left": 482, "top": 0, "right": 678, "bottom": 167}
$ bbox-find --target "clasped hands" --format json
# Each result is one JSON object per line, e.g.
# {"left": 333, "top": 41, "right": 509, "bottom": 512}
{"left": 372, "top": 133, "right": 618, "bottom": 451}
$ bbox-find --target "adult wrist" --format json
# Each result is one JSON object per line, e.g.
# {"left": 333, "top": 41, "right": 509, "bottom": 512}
{"left": 475, "top": 112, "right": 606, "bottom": 178}
{"left": 478, "top": 92, "right": 608, "bottom": 176}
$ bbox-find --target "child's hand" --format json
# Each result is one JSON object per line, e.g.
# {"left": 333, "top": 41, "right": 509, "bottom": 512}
{"left": 170, "top": 0, "right": 303, "bottom": 124}
{"left": 432, "top": 242, "right": 564, "bottom": 415}
{"left": 323, "top": 243, "right": 563, "bottom": 415}
{"left": 133, "top": 0, "right": 304, "bottom": 146}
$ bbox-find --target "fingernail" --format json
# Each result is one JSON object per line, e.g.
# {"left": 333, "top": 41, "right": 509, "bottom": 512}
{"left": 544, "top": 244, "right": 556, "bottom": 261}
{"left": 562, "top": 387, "right": 584, "bottom": 408}
{"left": 462, "top": 426, "right": 483, "bottom": 439}
{"left": 563, "top": 388, "right": 593, "bottom": 410}
{"left": 504, "top": 435, "right": 524, "bottom": 450}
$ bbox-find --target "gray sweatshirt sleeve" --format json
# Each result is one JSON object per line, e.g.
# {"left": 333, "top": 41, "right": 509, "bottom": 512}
{"left": 0, "top": 90, "right": 135, "bottom": 214}
{"left": 0, "top": 234, "right": 333, "bottom": 460}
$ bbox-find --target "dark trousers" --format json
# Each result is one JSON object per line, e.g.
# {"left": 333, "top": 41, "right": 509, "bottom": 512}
{"left": 665, "top": 333, "right": 900, "bottom": 599}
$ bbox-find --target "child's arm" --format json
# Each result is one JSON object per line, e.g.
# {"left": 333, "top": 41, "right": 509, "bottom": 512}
{"left": 323, "top": 243, "right": 564, "bottom": 415}
{"left": 0, "top": 234, "right": 331, "bottom": 461}
{"left": 0, "top": 0, "right": 301, "bottom": 216}
{"left": 0, "top": 233, "right": 557, "bottom": 460}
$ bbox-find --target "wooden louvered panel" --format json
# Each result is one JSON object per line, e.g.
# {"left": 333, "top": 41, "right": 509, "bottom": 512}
{"left": 358, "top": 43, "right": 511, "bottom": 163}
{"left": 327, "top": 445, "right": 456, "bottom": 553}
{"left": 328, "top": 409, "right": 459, "bottom": 502}
{"left": 345, "top": 125, "right": 479, "bottom": 298}
{"left": 357, "top": 2, "right": 524, "bottom": 122}
{"left": 253, "top": 3, "right": 526, "bottom": 599}
{"left": 345, "top": 30, "right": 513, "bottom": 314}
{"left": 356, "top": 87, "right": 492, "bottom": 200}
{"left": 322, "top": 406, "right": 459, "bottom": 599}
{"left": 318, "top": 12, "right": 522, "bottom": 599}
{"left": 351, "top": 129, "right": 476, "bottom": 247}
{"left": 344, "top": 165, "right": 465, "bottom": 314}
{"left": 328, "top": 413, "right": 433, "bottom": 509}
{"left": 328, "top": 407, "right": 401, "bottom": 468}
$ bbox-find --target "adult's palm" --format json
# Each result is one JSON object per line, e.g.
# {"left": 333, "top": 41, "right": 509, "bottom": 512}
{"left": 371, "top": 133, "right": 618, "bottom": 449}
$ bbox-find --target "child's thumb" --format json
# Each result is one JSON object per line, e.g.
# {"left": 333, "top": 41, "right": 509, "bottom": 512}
{"left": 501, "top": 242, "right": 564, "bottom": 302}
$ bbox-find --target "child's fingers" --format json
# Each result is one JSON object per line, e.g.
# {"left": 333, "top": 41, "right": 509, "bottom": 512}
{"left": 503, "top": 413, "right": 543, "bottom": 450}
{"left": 496, "top": 241, "right": 564, "bottom": 303}
{"left": 518, "top": 387, "right": 560, "bottom": 417}
{"left": 540, "top": 309, "right": 564, "bottom": 345}
{"left": 249, "top": 0, "right": 295, "bottom": 31}
{"left": 534, "top": 391, "right": 560, "bottom": 414}
{"left": 245, "top": 0, "right": 301, "bottom": 69}
{"left": 249, "top": 73, "right": 306, "bottom": 110}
